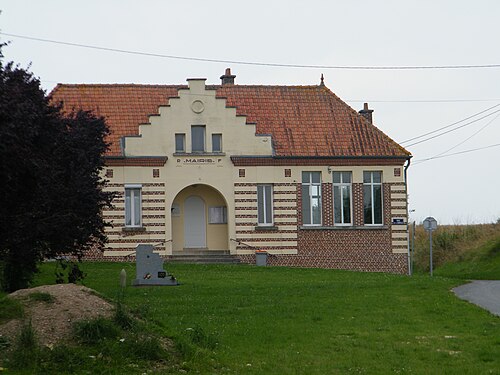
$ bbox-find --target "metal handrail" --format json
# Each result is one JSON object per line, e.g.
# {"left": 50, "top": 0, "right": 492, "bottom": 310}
{"left": 230, "top": 238, "right": 257, "bottom": 249}
{"left": 122, "top": 239, "right": 173, "bottom": 258}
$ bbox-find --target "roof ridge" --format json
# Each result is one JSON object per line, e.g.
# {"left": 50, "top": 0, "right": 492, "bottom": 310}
{"left": 54, "top": 83, "right": 324, "bottom": 89}
{"left": 54, "top": 83, "right": 188, "bottom": 88}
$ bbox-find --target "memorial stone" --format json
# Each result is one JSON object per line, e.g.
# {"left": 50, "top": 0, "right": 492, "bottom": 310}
{"left": 132, "top": 244, "right": 179, "bottom": 286}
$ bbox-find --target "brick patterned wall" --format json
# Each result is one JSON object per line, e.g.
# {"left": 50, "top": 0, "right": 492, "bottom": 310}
{"left": 234, "top": 182, "right": 298, "bottom": 254}
{"left": 352, "top": 183, "right": 364, "bottom": 226}
{"left": 238, "top": 229, "right": 407, "bottom": 274}
{"left": 237, "top": 180, "right": 408, "bottom": 274}
{"left": 383, "top": 183, "right": 392, "bottom": 226}
{"left": 322, "top": 183, "right": 333, "bottom": 226}
{"left": 99, "top": 182, "right": 166, "bottom": 258}
{"left": 389, "top": 183, "right": 408, "bottom": 252}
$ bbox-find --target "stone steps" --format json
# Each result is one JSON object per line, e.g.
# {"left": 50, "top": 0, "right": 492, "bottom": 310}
{"left": 174, "top": 249, "right": 231, "bottom": 256}
{"left": 167, "top": 254, "right": 241, "bottom": 264}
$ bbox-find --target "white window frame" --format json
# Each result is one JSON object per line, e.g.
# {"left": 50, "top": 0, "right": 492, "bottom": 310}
{"left": 191, "top": 125, "right": 206, "bottom": 153}
{"left": 212, "top": 133, "right": 222, "bottom": 152}
{"left": 302, "top": 172, "right": 322, "bottom": 226}
{"left": 257, "top": 184, "right": 273, "bottom": 226}
{"left": 124, "top": 184, "right": 142, "bottom": 228}
{"left": 363, "top": 171, "right": 383, "bottom": 225}
{"left": 333, "top": 172, "right": 352, "bottom": 226}
{"left": 175, "top": 133, "right": 185, "bottom": 153}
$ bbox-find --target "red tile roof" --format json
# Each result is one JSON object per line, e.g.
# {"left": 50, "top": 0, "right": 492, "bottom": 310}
{"left": 49, "top": 83, "right": 410, "bottom": 158}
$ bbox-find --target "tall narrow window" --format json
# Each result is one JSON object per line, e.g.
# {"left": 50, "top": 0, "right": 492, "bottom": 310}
{"left": 302, "top": 172, "right": 322, "bottom": 225}
{"left": 191, "top": 125, "right": 205, "bottom": 152}
{"left": 257, "top": 184, "right": 273, "bottom": 226}
{"left": 175, "top": 133, "right": 185, "bottom": 153}
{"left": 333, "top": 172, "right": 352, "bottom": 225}
{"left": 125, "top": 186, "right": 142, "bottom": 227}
{"left": 212, "top": 133, "right": 222, "bottom": 152}
{"left": 363, "top": 171, "right": 383, "bottom": 225}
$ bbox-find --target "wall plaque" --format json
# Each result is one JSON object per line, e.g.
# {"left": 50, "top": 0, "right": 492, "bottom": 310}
{"left": 176, "top": 157, "right": 223, "bottom": 165}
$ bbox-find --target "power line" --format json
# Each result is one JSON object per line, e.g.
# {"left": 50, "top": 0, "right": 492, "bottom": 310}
{"left": 400, "top": 104, "right": 500, "bottom": 147}
{"left": 404, "top": 109, "right": 500, "bottom": 147}
{"left": 429, "top": 113, "right": 500, "bottom": 159}
{"left": 413, "top": 143, "right": 500, "bottom": 164}
{"left": 2, "top": 31, "right": 500, "bottom": 71}
{"left": 401, "top": 103, "right": 500, "bottom": 143}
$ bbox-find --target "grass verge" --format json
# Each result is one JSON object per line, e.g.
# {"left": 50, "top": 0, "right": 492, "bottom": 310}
{"left": 412, "top": 223, "right": 500, "bottom": 278}
{"left": 435, "top": 236, "right": 500, "bottom": 279}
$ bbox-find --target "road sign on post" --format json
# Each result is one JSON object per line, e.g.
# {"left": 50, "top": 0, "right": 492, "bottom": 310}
{"left": 423, "top": 217, "right": 438, "bottom": 276}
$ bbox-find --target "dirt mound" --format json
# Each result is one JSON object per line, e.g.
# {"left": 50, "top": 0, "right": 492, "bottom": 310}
{"left": 0, "top": 284, "right": 114, "bottom": 347}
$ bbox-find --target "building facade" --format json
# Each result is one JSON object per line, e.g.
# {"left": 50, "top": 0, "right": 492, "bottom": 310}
{"left": 50, "top": 69, "right": 411, "bottom": 273}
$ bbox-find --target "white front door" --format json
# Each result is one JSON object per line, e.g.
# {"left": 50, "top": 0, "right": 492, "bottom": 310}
{"left": 184, "top": 195, "right": 206, "bottom": 248}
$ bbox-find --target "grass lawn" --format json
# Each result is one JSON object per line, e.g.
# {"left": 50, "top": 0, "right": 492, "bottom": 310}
{"left": 28, "top": 262, "right": 500, "bottom": 374}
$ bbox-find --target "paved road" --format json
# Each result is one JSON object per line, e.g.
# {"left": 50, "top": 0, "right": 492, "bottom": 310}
{"left": 453, "top": 280, "right": 500, "bottom": 317}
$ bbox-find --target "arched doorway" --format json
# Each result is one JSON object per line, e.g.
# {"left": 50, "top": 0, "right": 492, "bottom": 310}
{"left": 171, "top": 184, "right": 229, "bottom": 254}
{"left": 184, "top": 195, "right": 206, "bottom": 248}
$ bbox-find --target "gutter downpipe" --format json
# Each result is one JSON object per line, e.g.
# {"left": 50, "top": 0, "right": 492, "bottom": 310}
{"left": 404, "top": 157, "right": 412, "bottom": 276}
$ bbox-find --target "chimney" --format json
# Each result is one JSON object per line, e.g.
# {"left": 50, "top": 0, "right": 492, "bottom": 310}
{"left": 220, "top": 68, "right": 236, "bottom": 85}
{"left": 359, "top": 103, "right": 374, "bottom": 123}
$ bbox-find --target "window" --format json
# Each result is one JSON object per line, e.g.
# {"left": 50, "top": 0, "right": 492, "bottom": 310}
{"left": 209, "top": 206, "right": 227, "bottom": 224}
{"left": 175, "top": 133, "right": 185, "bottom": 153}
{"left": 257, "top": 184, "right": 273, "bottom": 226}
{"left": 125, "top": 186, "right": 141, "bottom": 227}
{"left": 363, "top": 171, "right": 383, "bottom": 225}
{"left": 191, "top": 125, "right": 205, "bottom": 152}
{"left": 333, "top": 172, "right": 352, "bottom": 225}
{"left": 302, "top": 172, "right": 322, "bottom": 225}
{"left": 212, "top": 134, "right": 222, "bottom": 152}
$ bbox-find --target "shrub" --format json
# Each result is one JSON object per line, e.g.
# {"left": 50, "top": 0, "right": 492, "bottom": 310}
{"left": 55, "top": 259, "right": 87, "bottom": 285}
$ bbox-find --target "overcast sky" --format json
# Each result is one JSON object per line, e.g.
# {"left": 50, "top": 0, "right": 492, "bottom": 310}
{"left": 2, "top": 0, "right": 499, "bottom": 225}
